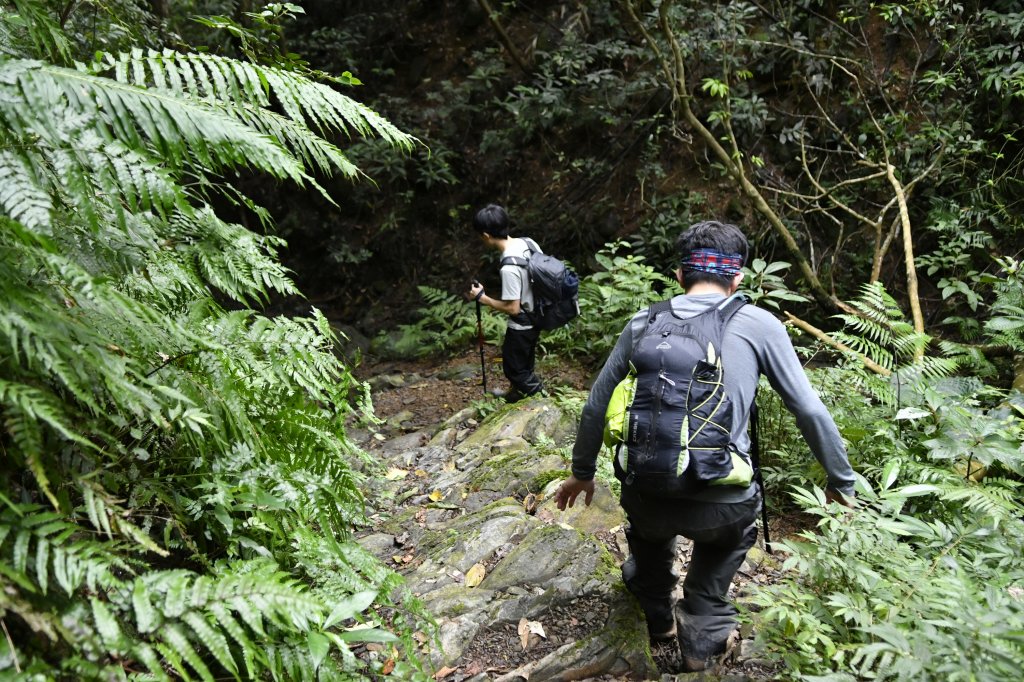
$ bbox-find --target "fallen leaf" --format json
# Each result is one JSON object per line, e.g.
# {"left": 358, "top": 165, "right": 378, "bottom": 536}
{"left": 465, "top": 562, "right": 486, "bottom": 588}
{"left": 517, "top": 617, "right": 547, "bottom": 651}
{"left": 433, "top": 665, "right": 457, "bottom": 679}
{"left": 428, "top": 489, "right": 444, "bottom": 502}
{"left": 518, "top": 618, "right": 530, "bottom": 650}
{"left": 385, "top": 467, "right": 408, "bottom": 480}
{"left": 381, "top": 657, "right": 395, "bottom": 675}
{"left": 414, "top": 469, "right": 428, "bottom": 478}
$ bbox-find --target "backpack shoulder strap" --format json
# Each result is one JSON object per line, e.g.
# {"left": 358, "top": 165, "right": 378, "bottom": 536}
{"left": 647, "top": 299, "right": 674, "bottom": 324}
{"left": 500, "top": 237, "right": 537, "bottom": 268}
{"left": 500, "top": 255, "right": 529, "bottom": 268}
{"left": 716, "top": 292, "right": 750, "bottom": 324}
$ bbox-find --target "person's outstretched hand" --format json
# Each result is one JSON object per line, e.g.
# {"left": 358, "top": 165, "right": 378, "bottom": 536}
{"left": 825, "top": 487, "right": 855, "bottom": 508}
{"left": 554, "top": 475, "right": 595, "bottom": 510}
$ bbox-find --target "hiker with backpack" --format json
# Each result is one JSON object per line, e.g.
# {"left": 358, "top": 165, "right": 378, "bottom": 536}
{"left": 554, "top": 220, "right": 855, "bottom": 672}
{"left": 466, "top": 203, "right": 578, "bottom": 402}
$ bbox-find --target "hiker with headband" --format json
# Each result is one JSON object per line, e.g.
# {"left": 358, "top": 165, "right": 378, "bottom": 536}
{"left": 555, "top": 220, "right": 855, "bottom": 672}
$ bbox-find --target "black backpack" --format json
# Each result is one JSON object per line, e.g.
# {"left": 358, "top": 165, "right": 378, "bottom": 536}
{"left": 603, "top": 294, "right": 753, "bottom": 496}
{"left": 500, "top": 237, "right": 580, "bottom": 331}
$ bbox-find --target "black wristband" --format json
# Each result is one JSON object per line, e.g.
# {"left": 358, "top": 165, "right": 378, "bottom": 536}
{"left": 474, "top": 289, "right": 484, "bottom": 301}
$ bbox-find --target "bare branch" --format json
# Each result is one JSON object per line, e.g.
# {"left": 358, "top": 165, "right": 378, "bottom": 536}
{"left": 784, "top": 312, "right": 891, "bottom": 376}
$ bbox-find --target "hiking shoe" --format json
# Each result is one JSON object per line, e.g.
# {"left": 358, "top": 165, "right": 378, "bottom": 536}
{"left": 649, "top": 623, "right": 677, "bottom": 643}
{"left": 681, "top": 628, "right": 740, "bottom": 672}
{"left": 489, "top": 387, "right": 523, "bottom": 403}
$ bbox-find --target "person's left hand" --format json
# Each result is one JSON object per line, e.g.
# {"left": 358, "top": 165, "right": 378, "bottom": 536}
{"left": 554, "top": 475, "right": 595, "bottom": 510}
{"left": 467, "top": 281, "right": 483, "bottom": 302}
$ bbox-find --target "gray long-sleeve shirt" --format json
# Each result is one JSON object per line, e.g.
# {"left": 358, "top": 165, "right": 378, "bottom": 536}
{"left": 571, "top": 293, "right": 856, "bottom": 501}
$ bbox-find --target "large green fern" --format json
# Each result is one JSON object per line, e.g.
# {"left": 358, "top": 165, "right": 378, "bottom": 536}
{"left": 832, "top": 282, "right": 960, "bottom": 403}
{"left": 0, "top": 2, "right": 428, "bottom": 679}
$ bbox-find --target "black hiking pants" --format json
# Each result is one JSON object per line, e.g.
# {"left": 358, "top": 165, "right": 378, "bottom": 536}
{"left": 502, "top": 324, "right": 543, "bottom": 396}
{"left": 619, "top": 486, "right": 760, "bottom": 660}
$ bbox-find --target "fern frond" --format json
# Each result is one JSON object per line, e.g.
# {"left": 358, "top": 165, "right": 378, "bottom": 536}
{"left": 105, "top": 50, "right": 416, "bottom": 151}
{"left": 0, "top": 148, "right": 51, "bottom": 230}
{"left": 0, "top": 379, "right": 81, "bottom": 444}
{"left": 937, "top": 477, "right": 1022, "bottom": 522}
{"left": 1, "top": 0, "right": 72, "bottom": 63}
{"left": 0, "top": 58, "right": 307, "bottom": 185}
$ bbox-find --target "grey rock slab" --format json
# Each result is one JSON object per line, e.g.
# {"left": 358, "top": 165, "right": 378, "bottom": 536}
{"left": 480, "top": 523, "right": 608, "bottom": 592}
{"left": 539, "top": 478, "right": 626, "bottom": 534}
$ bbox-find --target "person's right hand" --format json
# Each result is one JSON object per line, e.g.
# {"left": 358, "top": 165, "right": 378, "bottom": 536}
{"left": 467, "top": 281, "right": 483, "bottom": 302}
{"left": 825, "top": 488, "right": 855, "bottom": 508}
{"left": 554, "top": 475, "right": 595, "bottom": 510}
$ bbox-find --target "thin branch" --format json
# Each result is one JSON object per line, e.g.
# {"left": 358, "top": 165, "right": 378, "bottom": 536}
{"left": 621, "top": 0, "right": 844, "bottom": 313}
{"left": 784, "top": 312, "right": 891, "bottom": 376}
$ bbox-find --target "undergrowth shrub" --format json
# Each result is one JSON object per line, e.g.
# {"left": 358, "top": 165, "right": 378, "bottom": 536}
{"left": 751, "top": 481, "right": 1024, "bottom": 681}
{"left": 750, "top": 281, "right": 1024, "bottom": 680}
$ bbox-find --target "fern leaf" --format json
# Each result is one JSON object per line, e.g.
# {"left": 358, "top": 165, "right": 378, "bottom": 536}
{"left": 0, "top": 59, "right": 307, "bottom": 185}
{"left": 4, "top": 0, "right": 72, "bottom": 63}
{"left": 0, "top": 148, "right": 51, "bottom": 230}
{"left": 209, "top": 603, "right": 259, "bottom": 677}
{"left": 91, "top": 596, "right": 125, "bottom": 650}
{"left": 133, "top": 581, "right": 161, "bottom": 634}
{"left": 183, "top": 610, "right": 240, "bottom": 678}
{"left": 162, "top": 622, "right": 216, "bottom": 682}
{"left": 105, "top": 49, "right": 415, "bottom": 159}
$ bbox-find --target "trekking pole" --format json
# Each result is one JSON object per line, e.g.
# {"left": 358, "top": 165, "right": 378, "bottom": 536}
{"left": 474, "top": 286, "right": 487, "bottom": 395}
{"left": 751, "top": 402, "right": 772, "bottom": 553}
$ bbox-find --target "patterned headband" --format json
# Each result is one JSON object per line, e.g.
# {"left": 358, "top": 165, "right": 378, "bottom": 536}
{"left": 681, "top": 248, "right": 743, "bottom": 276}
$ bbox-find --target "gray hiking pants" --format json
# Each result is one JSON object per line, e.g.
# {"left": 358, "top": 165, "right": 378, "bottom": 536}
{"left": 619, "top": 487, "right": 760, "bottom": 660}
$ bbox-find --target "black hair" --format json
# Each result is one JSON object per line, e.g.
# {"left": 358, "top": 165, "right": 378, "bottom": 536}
{"left": 472, "top": 204, "right": 510, "bottom": 238}
{"left": 675, "top": 220, "right": 749, "bottom": 289}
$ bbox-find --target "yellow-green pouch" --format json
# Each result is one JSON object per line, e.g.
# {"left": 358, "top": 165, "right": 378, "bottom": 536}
{"left": 604, "top": 365, "right": 637, "bottom": 448}
{"left": 709, "top": 450, "right": 753, "bottom": 487}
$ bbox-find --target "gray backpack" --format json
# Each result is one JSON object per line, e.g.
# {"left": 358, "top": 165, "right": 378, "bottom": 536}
{"left": 604, "top": 295, "right": 753, "bottom": 496}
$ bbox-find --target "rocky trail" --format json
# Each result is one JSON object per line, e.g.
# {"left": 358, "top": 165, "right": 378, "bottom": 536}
{"left": 348, "top": 348, "right": 789, "bottom": 681}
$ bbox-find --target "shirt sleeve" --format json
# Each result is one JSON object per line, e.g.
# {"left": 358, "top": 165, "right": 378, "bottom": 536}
{"left": 570, "top": 314, "right": 642, "bottom": 480}
{"left": 500, "top": 264, "right": 523, "bottom": 302}
{"left": 757, "top": 317, "right": 856, "bottom": 496}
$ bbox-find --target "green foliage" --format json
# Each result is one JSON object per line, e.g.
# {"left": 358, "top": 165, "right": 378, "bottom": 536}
{"left": 0, "top": 2, "right": 429, "bottom": 678}
{"left": 381, "top": 286, "right": 504, "bottom": 359}
{"left": 752, "top": 281, "right": 1024, "bottom": 679}
{"left": 627, "top": 190, "right": 708, "bottom": 266}
{"left": 740, "top": 258, "right": 810, "bottom": 311}
{"left": 544, "top": 241, "right": 675, "bottom": 364}
{"left": 831, "top": 282, "right": 959, "bottom": 403}
{"left": 751, "top": 481, "right": 1024, "bottom": 681}
{"left": 982, "top": 257, "right": 1024, "bottom": 354}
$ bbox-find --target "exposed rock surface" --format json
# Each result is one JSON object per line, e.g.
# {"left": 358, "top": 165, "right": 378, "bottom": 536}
{"left": 352, "top": 357, "right": 783, "bottom": 681}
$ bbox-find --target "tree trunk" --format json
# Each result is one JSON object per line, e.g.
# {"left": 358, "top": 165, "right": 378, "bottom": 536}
{"left": 476, "top": 0, "right": 531, "bottom": 74}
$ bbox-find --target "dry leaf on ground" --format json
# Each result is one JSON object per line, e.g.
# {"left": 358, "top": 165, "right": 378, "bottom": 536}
{"left": 465, "top": 562, "right": 486, "bottom": 587}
